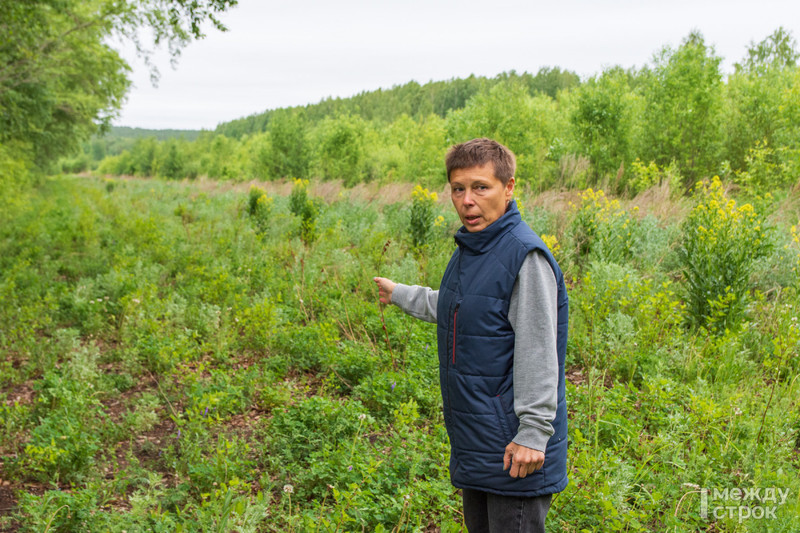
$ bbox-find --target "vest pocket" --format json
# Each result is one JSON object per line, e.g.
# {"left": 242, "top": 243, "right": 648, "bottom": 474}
{"left": 491, "top": 395, "right": 513, "bottom": 443}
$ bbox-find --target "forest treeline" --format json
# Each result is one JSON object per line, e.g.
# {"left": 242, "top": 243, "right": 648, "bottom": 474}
{"left": 68, "top": 28, "right": 800, "bottom": 195}
{"left": 67, "top": 67, "right": 579, "bottom": 184}
{"left": 79, "top": 28, "right": 800, "bottom": 194}
{"left": 214, "top": 67, "right": 580, "bottom": 137}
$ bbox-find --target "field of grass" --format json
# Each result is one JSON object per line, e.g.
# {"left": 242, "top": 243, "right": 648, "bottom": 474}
{"left": 0, "top": 175, "right": 798, "bottom": 532}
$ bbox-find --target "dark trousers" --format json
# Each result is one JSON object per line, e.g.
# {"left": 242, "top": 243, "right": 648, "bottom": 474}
{"left": 462, "top": 489, "right": 552, "bottom": 533}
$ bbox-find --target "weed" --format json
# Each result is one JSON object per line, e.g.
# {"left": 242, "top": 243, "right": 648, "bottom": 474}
{"left": 678, "top": 176, "right": 771, "bottom": 331}
{"left": 569, "top": 188, "right": 638, "bottom": 268}
{"left": 408, "top": 184, "right": 438, "bottom": 250}
{"left": 247, "top": 185, "right": 274, "bottom": 234}
{"left": 289, "top": 178, "right": 319, "bottom": 244}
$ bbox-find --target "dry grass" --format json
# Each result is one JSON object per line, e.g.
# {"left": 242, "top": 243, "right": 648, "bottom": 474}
{"left": 768, "top": 187, "right": 800, "bottom": 227}
{"left": 527, "top": 188, "right": 581, "bottom": 213}
{"left": 557, "top": 154, "right": 591, "bottom": 188}
{"left": 345, "top": 181, "right": 416, "bottom": 205}
{"left": 630, "top": 180, "right": 691, "bottom": 222}
{"left": 170, "top": 176, "right": 420, "bottom": 206}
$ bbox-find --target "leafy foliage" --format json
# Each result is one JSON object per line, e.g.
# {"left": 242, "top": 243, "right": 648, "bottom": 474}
{"left": 447, "top": 80, "right": 566, "bottom": 187}
{"left": 735, "top": 26, "right": 800, "bottom": 74}
{"left": 1, "top": 174, "right": 798, "bottom": 531}
{"left": 71, "top": 29, "right": 800, "bottom": 207}
{"left": 678, "top": 177, "right": 771, "bottom": 331}
{"left": 265, "top": 108, "right": 309, "bottom": 179}
{"left": 568, "top": 188, "right": 639, "bottom": 268}
{"left": 289, "top": 178, "right": 319, "bottom": 244}
{"left": 0, "top": 0, "right": 236, "bottom": 175}
{"left": 570, "top": 67, "right": 638, "bottom": 185}
{"left": 408, "top": 185, "right": 439, "bottom": 250}
{"left": 641, "top": 32, "right": 724, "bottom": 187}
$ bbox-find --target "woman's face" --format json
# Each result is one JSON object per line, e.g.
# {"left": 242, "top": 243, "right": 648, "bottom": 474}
{"left": 449, "top": 163, "right": 515, "bottom": 233}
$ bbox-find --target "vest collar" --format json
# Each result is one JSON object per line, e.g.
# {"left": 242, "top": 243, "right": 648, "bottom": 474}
{"left": 454, "top": 199, "right": 521, "bottom": 254}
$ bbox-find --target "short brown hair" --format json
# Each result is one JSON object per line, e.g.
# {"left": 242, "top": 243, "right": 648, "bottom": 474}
{"left": 445, "top": 138, "right": 516, "bottom": 185}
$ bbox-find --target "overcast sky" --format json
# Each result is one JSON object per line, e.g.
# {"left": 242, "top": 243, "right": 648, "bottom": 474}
{"left": 113, "top": 0, "right": 800, "bottom": 130}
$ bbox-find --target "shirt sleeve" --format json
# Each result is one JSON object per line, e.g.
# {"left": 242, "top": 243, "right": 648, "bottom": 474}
{"left": 391, "top": 284, "right": 438, "bottom": 324}
{"left": 508, "top": 251, "right": 559, "bottom": 452}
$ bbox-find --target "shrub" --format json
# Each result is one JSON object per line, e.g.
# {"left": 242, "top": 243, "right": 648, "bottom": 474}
{"left": 628, "top": 159, "right": 681, "bottom": 196}
{"left": 268, "top": 396, "right": 370, "bottom": 468}
{"left": 20, "top": 372, "right": 104, "bottom": 482}
{"left": 408, "top": 184, "right": 439, "bottom": 250}
{"left": 678, "top": 176, "right": 770, "bottom": 331}
{"left": 733, "top": 140, "right": 795, "bottom": 193}
{"left": 289, "top": 178, "right": 318, "bottom": 244}
{"left": 569, "top": 188, "right": 638, "bottom": 268}
{"left": 247, "top": 185, "right": 274, "bottom": 235}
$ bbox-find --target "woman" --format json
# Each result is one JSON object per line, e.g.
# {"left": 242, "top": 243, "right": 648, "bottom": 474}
{"left": 373, "top": 138, "right": 569, "bottom": 533}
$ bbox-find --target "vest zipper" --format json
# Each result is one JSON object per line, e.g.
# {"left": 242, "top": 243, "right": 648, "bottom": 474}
{"left": 452, "top": 303, "right": 459, "bottom": 364}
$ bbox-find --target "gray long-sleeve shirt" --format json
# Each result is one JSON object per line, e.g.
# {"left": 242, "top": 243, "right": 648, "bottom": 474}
{"left": 391, "top": 251, "right": 558, "bottom": 452}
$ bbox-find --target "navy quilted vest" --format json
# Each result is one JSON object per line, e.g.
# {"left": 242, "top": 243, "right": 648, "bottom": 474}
{"left": 436, "top": 200, "right": 569, "bottom": 496}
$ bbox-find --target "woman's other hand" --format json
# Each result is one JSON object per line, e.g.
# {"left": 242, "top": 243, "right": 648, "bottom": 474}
{"left": 373, "top": 277, "right": 396, "bottom": 305}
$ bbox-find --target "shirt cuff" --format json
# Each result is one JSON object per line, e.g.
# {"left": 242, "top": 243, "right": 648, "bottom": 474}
{"left": 390, "top": 283, "right": 411, "bottom": 306}
{"left": 513, "top": 421, "right": 554, "bottom": 453}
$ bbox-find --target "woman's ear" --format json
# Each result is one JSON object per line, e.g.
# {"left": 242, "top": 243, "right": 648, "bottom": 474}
{"left": 506, "top": 177, "right": 516, "bottom": 199}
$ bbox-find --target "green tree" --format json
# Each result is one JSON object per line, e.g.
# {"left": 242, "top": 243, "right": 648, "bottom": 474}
{"left": 201, "top": 135, "right": 241, "bottom": 180}
{"left": 497, "top": 67, "right": 580, "bottom": 98}
{"left": 267, "top": 109, "right": 308, "bottom": 179}
{"left": 243, "top": 132, "right": 271, "bottom": 180}
{"left": 447, "top": 80, "right": 566, "bottom": 188}
{"left": 640, "top": 31, "right": 724, "bottom": 187}
{"left": 0, "top": 0, "right": 237, "bottom": 179}
{"left": 0, "top": 1, "right": 129, "bottom": 172}
{"left": 157, "top": 140, "right": 186, "bottom": 179}
{"left": 130, "top": 137, "right": 158, "bottom": 177}
{"left": 430, "top": 75, "right": 487, "bottom": 117}
{"left": 403, "top": 114, "right": 448, "bottom": 186}
{"left": 724, "top": 29, "right": 800, "bottom": 189}
{"left": 570, "top": 67, "right": 637, "bottom": 186}
{"left": 314, "top": 114, "right": 367, "bottom": 186}
{"left": 735, "top": 26, "right": 799, "bottom": 74}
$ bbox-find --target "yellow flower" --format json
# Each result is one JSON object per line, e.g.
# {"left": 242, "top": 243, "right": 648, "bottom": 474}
{"left": 411, "top": 184, "right": 437, "bottom": 203}
{"left": 541, "top": 234, "right": 560, "bottom": 255}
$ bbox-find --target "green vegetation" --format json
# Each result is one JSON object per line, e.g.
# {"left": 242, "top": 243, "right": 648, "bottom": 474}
{"left": 0, "top": 0, "right": 236, "bottom": 193}
{"left": 2, "top": 6, "right": 800, "bottom": 530}
{"left": 62, "top": 28, "right": 800, "bottom": 202}
{"left": 0, "top": 173, "right": 798, "bottom": 531}
{"left": 408, "top": 185, "right": 440, "bottom": 251}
